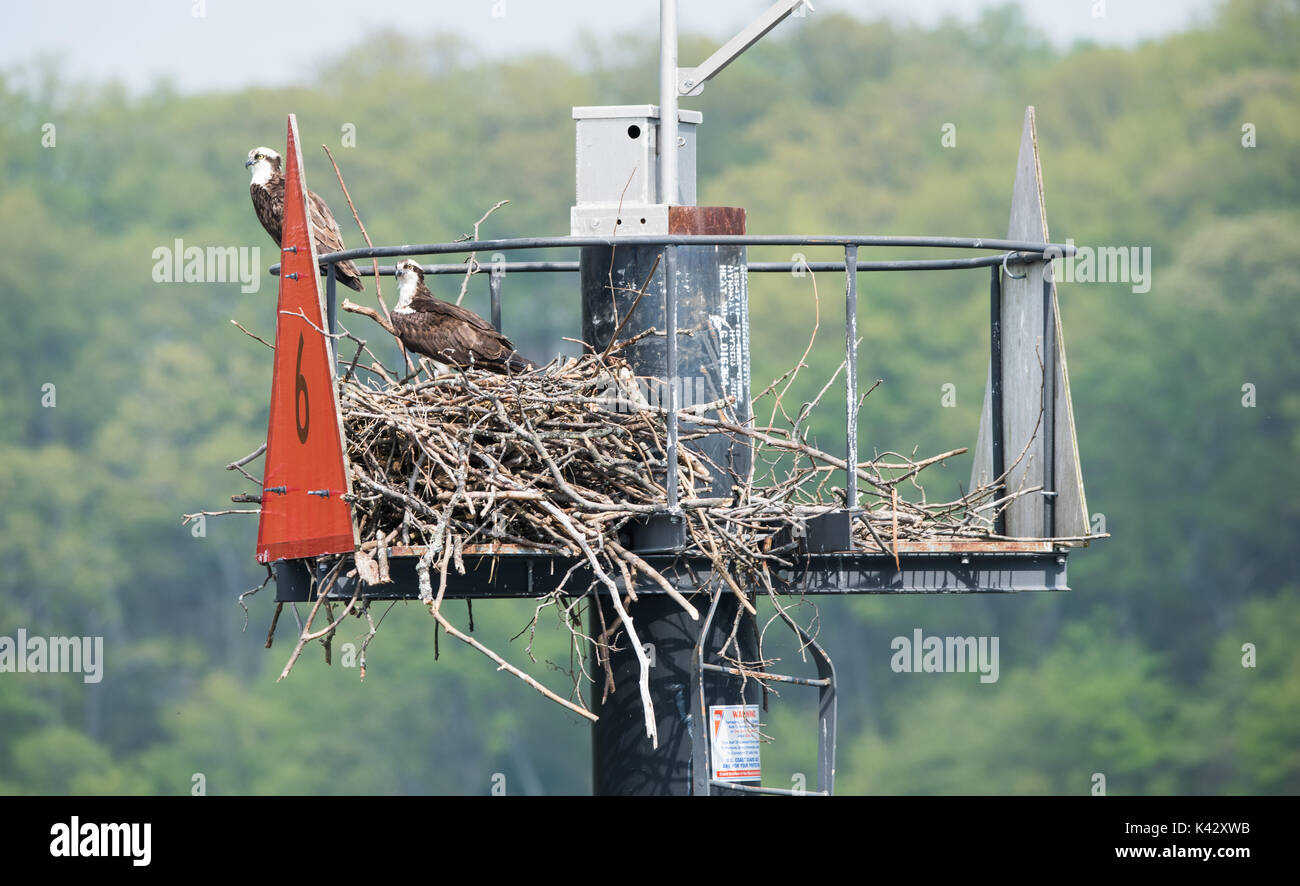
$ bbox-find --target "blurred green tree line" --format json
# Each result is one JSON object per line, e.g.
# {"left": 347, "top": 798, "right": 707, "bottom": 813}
{"left": 0, "top": 0, "right": 1296, "bottom": 794}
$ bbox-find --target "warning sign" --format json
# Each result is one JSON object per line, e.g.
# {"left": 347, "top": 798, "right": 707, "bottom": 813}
{"left": 709, "top": 704, "right": 761, "bottom": 782}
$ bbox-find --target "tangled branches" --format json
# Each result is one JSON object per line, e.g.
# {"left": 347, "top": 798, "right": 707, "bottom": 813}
{"left": 331, "top": 341, "right": 1037, "bottom": 741}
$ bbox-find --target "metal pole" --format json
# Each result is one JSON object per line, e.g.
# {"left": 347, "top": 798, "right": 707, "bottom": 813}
{"left": 844, "top": 245, "right": 859, "bottom": 509}
{"left": 664, "top": 244, "right": 680, "bottom": 513}
{"left": 489, "top": 267, "right": 503, "bottom": 332}
{"left": 989, "top": 265, "right": 1006, "bottom": 536}
{"left": 1042, "top": 270, "right": 1056, "bottom": 538}
{"left": 592, "top": 589, "right": 756, "bottom": 796}
{"left": 691, "top": 588, "right": 724, "bottom": 796}
{"left": 579, "top": 228, "right": 755, "bottom": 795}
{"left": 659, "top": 0, "right": 679, "bottom": 205}
{"left": 327, "top": 263, "right": 337, "bottom": 370}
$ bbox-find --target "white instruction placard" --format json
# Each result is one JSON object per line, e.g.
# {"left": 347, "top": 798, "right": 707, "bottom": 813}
{"left": 709, "top": 704, "right": 761, "bottom": 782}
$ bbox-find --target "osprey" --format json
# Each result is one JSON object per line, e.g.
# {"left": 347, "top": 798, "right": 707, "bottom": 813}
{"left": 391, "top": 259, "right": 535, "bottom": 374}
{"left": 245, "top": 146, "right": 365, "bottom": 292}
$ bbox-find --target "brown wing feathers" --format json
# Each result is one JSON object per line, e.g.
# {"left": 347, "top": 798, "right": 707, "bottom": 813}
{"left": 396, "top": 289, "right": 535, "bottom": 375}
{"left": 251, "top": 172, "right": 364, "bottom": 291}
{"left": 306, "top": 188, "right": 365, "bottom": 291}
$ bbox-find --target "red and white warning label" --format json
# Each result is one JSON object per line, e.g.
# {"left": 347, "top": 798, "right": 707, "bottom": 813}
{"left": 709, "top": 704, "right": 761, "bottom": 782}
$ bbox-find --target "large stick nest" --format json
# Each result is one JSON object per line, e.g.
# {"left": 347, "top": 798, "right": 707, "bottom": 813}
{"left": 239, "top": 332, "right": 1043, "bottom": 740}
{"left": 341, "top": 347, "right": 1011, "bottom": 567}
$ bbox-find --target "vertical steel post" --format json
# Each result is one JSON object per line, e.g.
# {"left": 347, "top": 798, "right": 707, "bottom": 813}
{"left": 1042, "top": 269, "right": 1056, "bottom": 538}
{"left": 844, "top": 245, "right": 859, "bottom": 509}
{"left": 579, "top": 230, "right": 754, "bottom": 794}
{"left": 659, "top": 0, "right": 679, "bottom": 205}
{"left": 664, "top": 244, "right": 680, "bottom": 513}
{"left": 580, "top": 236, "right": 756, "bottom": 795}
{"left": 489, "top": 266, "right": 503, "bottom": 332}
{"left": 592, "top": 589, "right": 756, "bottom": 796}
{"left": 690, "top": 589, "right": 725, "bottom": 796}
{"left": 989, "top": 264, "right": 1006, "bottom": 536}
{"left": 326, "top": 263, "right": 338, "bottom": 371}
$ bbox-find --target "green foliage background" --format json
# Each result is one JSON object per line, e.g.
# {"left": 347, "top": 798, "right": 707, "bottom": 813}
{"left": 1, "top": 0, "right": 1297, "bottom": 794}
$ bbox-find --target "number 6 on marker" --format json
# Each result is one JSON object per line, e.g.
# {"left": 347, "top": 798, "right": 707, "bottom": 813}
{"left": 294, "top": 332, "right": 310, "bottom": 444}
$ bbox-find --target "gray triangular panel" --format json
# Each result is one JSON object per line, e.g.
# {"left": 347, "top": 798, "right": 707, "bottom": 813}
{"left": 971, "top": 107, "right": 1088, "bottom": 538}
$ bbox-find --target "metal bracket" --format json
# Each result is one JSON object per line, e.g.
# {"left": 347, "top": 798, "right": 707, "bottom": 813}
{"left": 676, "top": 0, "right": 812, "bottom": 97}
{"left": 628, "top": 510, "right": 687, "bottom": 554}
{"left": 805, "top": 510, "right": 855, "bottom": 553}
{"left": 570, "top": 204, "right": 670, "bottom": 237}
{"left": 1001, "top": 251, "right": 1028, "bottom": 279}
{"left": 273, "top": 559, "right": 313, "bottom": 602}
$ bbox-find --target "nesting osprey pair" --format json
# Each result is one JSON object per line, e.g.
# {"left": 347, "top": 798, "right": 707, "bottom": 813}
{"left": 246, "top": 146, "right": 534, "bottom": 374}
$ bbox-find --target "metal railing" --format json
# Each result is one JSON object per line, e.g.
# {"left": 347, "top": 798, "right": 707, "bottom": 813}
{"left": 271, "top": 233, "right": 1071, "bottom": 538}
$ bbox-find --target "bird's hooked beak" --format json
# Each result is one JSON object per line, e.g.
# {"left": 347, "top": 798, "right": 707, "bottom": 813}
{"left": 244, "top": 157, "right": 254, "bottom": 169}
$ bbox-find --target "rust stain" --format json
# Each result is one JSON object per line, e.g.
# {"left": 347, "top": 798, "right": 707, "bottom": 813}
{"left": 668, "top": 206, "right": 746, "bottom": 236}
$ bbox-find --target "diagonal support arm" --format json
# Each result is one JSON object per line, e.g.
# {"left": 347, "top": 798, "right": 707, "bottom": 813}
{"left": 677, "top": 0, "right": 812, "bottom": 97}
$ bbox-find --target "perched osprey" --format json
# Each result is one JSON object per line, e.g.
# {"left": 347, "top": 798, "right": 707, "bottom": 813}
{"left": 392, "top": 259, "right": 535, "bottom": 374}
{"left": 245, "top": 146, "right": 365, "bottom": 292}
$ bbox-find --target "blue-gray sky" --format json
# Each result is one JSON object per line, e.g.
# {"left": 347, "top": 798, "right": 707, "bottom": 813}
{"left": 4, "top": 0, "right": 1216, "bottom": 95}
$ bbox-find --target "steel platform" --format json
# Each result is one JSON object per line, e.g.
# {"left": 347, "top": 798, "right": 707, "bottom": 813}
{"left": 272, "top": 539, "right": 1076, "bottom": 602}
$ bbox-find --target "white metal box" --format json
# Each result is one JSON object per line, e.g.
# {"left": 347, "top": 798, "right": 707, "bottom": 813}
{"left": 571, "top": 104, "right": 701, "bottom": 235}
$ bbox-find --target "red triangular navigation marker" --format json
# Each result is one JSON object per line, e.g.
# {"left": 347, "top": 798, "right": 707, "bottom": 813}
{"left": 255, "top": 114, "right": 358, "bottom": 563}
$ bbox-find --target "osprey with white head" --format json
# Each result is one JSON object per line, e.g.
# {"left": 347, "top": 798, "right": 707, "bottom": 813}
{"left": 245, "top": 144, "right": 366, "bottom": 292}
